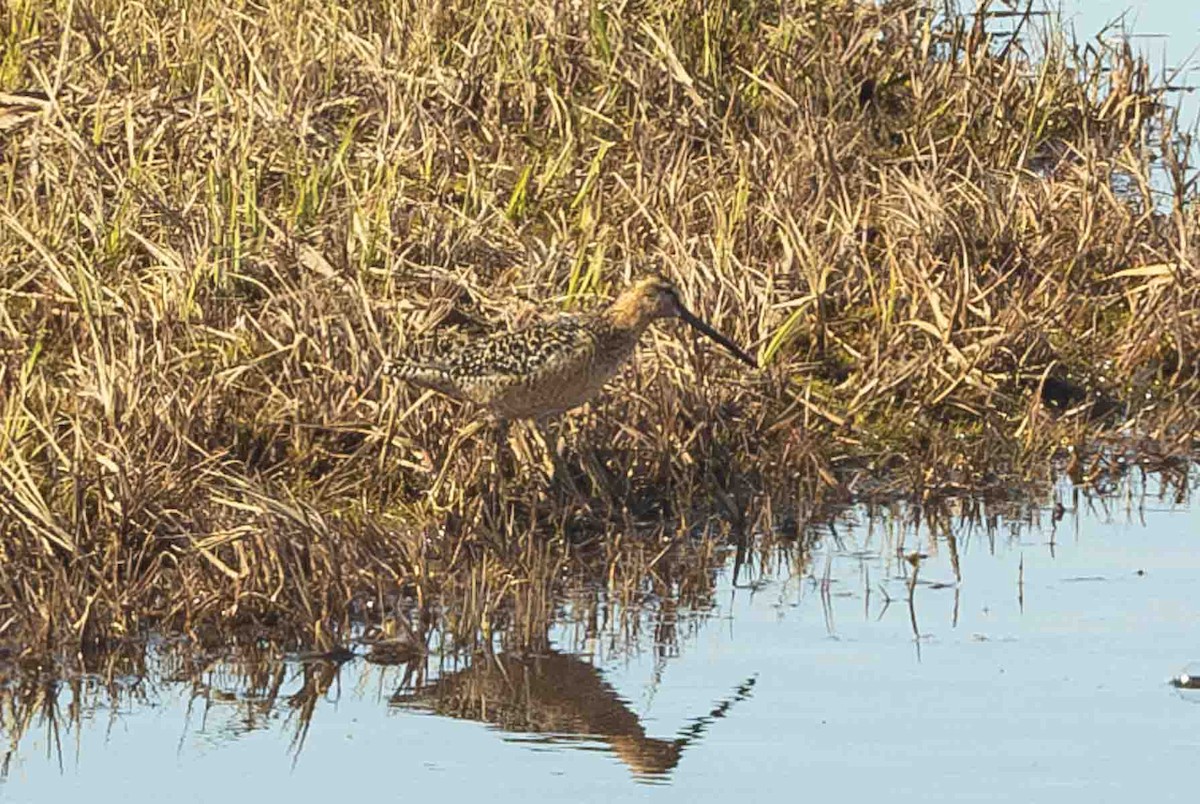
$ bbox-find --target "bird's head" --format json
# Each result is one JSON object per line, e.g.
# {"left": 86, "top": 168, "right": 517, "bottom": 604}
{"left": 625, "top": 275, "right": 687, "bottom": 320}
{"left": 611, "top": 275, "right": 757, "bottom": 368}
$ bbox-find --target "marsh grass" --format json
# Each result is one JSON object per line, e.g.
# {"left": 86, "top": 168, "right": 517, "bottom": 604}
{"left": 2, "top": 468, "right": 1193, "bottom": 775}
{"left": 0, "top": 0, "right": 1197, "bottom": 653}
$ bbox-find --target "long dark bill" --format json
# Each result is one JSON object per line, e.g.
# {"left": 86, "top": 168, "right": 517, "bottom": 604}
{"left": 677, "top": 306, "right": 758, "bottom": 368}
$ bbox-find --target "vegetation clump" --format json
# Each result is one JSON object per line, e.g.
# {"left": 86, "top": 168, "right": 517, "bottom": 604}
{"left": 0, "top": 0, "right": 1196, "bottom": 653}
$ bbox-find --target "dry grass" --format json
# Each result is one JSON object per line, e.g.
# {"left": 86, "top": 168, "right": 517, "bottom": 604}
{"left": 0, "top": 0, "right": 1197, "bottom": 654}
{"left": 2, "top": 465, "right": 1192, "bottom": 773}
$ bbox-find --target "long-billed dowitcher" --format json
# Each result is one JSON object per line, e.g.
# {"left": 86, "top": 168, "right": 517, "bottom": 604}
{"left": 387, "top": 275, "right": 756, "bottom": 496}
{"left": 388, "top": 275, "right": 756, "bottom": 419}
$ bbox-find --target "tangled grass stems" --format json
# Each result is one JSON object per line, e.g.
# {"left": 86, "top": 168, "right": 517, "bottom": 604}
{"left": 1, "top": 467, "right": 1193, "bottom": 775}
{"left": 0, "top": 0, "right": 1197, "bottom": 654}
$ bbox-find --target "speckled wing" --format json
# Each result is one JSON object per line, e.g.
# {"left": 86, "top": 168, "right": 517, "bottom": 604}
{"left": 387, "top": 316, "right": 601, "bottom": 412}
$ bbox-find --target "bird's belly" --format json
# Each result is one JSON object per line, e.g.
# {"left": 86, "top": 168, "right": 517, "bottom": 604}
{"left": 486, "top": 361, "right": 620, "bottom": 420}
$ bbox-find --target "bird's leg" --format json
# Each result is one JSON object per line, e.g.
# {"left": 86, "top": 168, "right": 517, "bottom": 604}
{"left": 578, "top": 442, "right": 621, "bottom": 510}
{"left": 492, "top": 419, "right": 511, "bottom": 472}
{"left": 428, "top": 418, "right": 487, "bottom": 505}
{"left": 532, "top": 419, "right": 581, "bottom": 498}
{"left": 565, "top": 411, "right": 619, "bottom": 510}
{"left": 491, "top": 419, "right": 510, "bottom": 511}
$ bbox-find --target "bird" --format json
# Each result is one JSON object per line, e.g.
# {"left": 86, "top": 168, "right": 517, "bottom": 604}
{"left": 387, "top": 275, "right": 757, "bottom": 420}
{"left": 386, "top": 275, "right": 757, "bottom": 498}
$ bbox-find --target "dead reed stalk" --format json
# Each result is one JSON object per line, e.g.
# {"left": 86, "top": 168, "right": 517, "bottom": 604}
{"left": 0, "top": 0, "right": 1196, "bottom": 653}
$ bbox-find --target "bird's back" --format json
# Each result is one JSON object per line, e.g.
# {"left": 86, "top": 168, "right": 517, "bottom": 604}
{"left": 388, "top": 314, "right": 636, "bottom": 419}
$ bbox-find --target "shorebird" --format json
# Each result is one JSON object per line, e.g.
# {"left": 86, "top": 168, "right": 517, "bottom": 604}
{"left": 387, "top": 275, "right": 757, "bottom": 495}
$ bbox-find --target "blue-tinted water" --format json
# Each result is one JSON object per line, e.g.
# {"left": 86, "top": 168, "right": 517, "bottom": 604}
{"left": 3, "top": 3, "right": 1199, "bottom": 801}
{"left": 1064, "top": 0, "right": 1199, "bottom": 135}
{"left": 2, "top": 472, "right": 1197, "bottom": 803}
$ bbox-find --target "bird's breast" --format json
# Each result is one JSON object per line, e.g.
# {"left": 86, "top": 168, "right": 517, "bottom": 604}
{"left": 486, "top": 332, "right": 639, "bottom": 419}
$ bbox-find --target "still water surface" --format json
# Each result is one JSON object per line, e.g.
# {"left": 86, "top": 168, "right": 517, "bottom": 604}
{"left": 3, "top": 5, "right": 1199, "bottom": 803}
{"left": 1063, "top": 0, "right": 1200, "bottom": 134}
{"left": 2, "top": 472, "right": 1197, "bottom": 803}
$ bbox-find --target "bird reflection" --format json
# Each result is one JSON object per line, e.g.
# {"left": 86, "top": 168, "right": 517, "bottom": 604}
{"left": 390, "top": 649, "right": 753, "bottom": 780}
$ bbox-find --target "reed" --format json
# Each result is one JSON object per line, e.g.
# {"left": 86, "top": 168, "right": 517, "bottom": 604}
{"left": 0, "top": 0, "right": 1196, "bottom": 654}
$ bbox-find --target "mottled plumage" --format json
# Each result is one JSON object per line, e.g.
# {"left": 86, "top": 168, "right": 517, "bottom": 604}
{"left": 387, "top": 277, "right": 756, "bottom": 421}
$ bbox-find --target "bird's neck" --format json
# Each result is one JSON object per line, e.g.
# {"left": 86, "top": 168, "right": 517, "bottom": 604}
{"left": 603, "top": 292, "right": 656, "bottom": 334}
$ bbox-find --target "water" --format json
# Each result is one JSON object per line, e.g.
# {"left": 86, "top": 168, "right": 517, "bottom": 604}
{"left": 1001, "top": 1, "right": 1199, "bottom": 200}
{"left": 3, "top": 5, "right": 1199, "bottom": 801}
{"left": 1063, "top": 0, "right": 1199, "bottom": 134}
{"left": 2, "top": 471, "right": 1197, "bottom": 803}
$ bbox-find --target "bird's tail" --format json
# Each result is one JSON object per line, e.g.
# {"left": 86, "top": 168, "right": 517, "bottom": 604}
{"left": 384, "top": 360, "right": 464, "bottom": 399}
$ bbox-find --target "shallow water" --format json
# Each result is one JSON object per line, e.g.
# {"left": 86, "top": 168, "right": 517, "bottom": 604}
{"left": 4, "top": 4, "right": 1198, "bottom": 802}
{"left": 2, "top": 471, "right": 1197, "bottom": 803}
{"left": 1016, "top": 1, "right": 1199, "bottom": 198}
{"left": 1066, "top": 0, "right": 1199, "bottom": 148}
